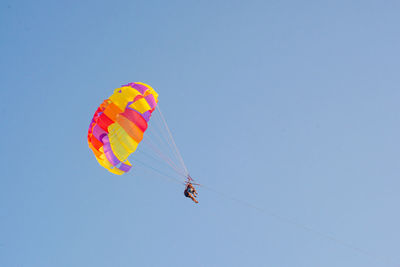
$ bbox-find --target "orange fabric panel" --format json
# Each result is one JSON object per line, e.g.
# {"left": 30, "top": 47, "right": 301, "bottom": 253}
{"left": 103, "top": 102, "right": 123, "bottom": 121}
{"left": 116, "top": 116, "right": 144, "bottom": 143}
{"left": 89, "top": 143, "right": 103, "bottom": 158}
{"left": 100, "top": 99, "right": 111, "bottom": 109}
{"left": 90, "top": 135, "right": 103, "bottom": 150}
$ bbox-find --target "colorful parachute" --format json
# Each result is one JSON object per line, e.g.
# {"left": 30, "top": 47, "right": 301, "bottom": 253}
{"left": 87, "top": 82, "right": 158, "bottom": 175}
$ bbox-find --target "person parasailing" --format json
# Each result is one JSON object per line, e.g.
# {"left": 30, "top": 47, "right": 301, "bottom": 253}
{"left": 184, "top": 176, "right": 198, "bottom": 203}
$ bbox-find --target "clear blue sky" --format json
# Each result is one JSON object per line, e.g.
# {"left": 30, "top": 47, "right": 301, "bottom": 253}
{"left": 1, "top": 0, "right": 400, "bottom": 266}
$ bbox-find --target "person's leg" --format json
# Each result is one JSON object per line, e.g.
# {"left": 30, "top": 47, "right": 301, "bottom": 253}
{"left": 190, "top": 195, "right": 198, "bottom": 203}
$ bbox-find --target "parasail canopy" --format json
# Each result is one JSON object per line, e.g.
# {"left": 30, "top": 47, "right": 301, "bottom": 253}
{"left": 87, "top": 82, "right": 158, "bottom": 175}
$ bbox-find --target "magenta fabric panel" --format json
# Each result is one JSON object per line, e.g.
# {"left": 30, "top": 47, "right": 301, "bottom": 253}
{"left": 142, "top": 110, "right": 151, "bottom": 122}
{"left": 92, "top": 124, "right": 107, "bottom": 142}
{"left": 121, "top": 109, "right": 148, "bottom": 132}
{"left": 118, "top": 162, "right": 132, "bottom": 172}
{"left": 122, "top": 82, "right": 147, "bottom": 94}
{"left": 145, "top": 94, "right": 156, "bottom": 109}
{"left": 101, "top": 135, "right": 120, "bottom": 166}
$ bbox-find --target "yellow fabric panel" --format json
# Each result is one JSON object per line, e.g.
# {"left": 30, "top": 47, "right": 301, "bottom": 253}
{"left": 108, "top": 92, "right": 128, "bottom": 110}
{"left": 108, "top": 123, "right": 139, "bottom": 162}
{"left": 111, "top": 122, "right": 139, "bottom": 152}
{"left": 110, "top": 141, "right": 131, "bottom": 162}
{"left": 108, "top": 166, "right": 125, "bottom": 175}
{"left": 95, "top": 152, "right": 108, "bottom": 166}
{"left": 96, "top": 156, "right": 109, "bottom": 168}
{"left": 108, "top": 130, "right": 130, "bottom": 162}
{"left": 129, "top": 98, "right": 151, "bottom": 114}
{"left": 96, "top": 148, "right": 115, "bottom": 172}
{"left": 117, "top": 86, "right": 142, "bottom": 100}
{"left": 113, "top": 86, "right": 131, "bottom": 94}
{"left": 95, "top": 154, "right": 126, "bottom": 175}
{"left": 95, "top": 156, "right": 123, "bottom": 175}
{"left": 110, "top": 86, "right": 146, "bottom": 110}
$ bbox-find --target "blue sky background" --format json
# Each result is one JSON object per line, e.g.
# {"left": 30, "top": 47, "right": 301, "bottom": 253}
{"left": 1, "top": 0, "right": 400, "bottom": 266}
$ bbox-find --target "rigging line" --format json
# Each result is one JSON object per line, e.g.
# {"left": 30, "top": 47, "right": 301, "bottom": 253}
{"left": 200, "top": 184, "right": 397, "bottom": 267}
{"left": 153, "top": 107, "right": 182, "bottom": 155}
{"left": 156, "top": 106, "right": 189, "bottom": 175}
{"left": 145, "top": 112, "right": 184, "bottom": 172}
{"left": 150, "top": 109, "right": 179, "bottom": 157}
{"left": 135, "top": 148, "right": 178, "bottom": 171}
{"left": 144, "top": 127, "right": 182, "bottom": 170}
{"left": 144, "top": 126, "right": 182, "bottom": 169}
{"left": 143, "top": 137, "right": 180, "bottom": 170}
{"left": 142, "top": 138, "right": 187, "bottom": 177}
{"left": 133, "top": 158, "right": 185, "bottom": 186}
{"left": 143, "top": 127, "right": 163, "bottom": 149}
{"left": 135, "top": 148, "right": 188, "bottom": 179}
{"left": 146, "top": 114, "right": 174, "bottom": 152}
{"left": 157, "top": 105, "right": 188, "bottom": 173}
{"left": 150, "top": 110, "right": 184, "bottom": 173}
